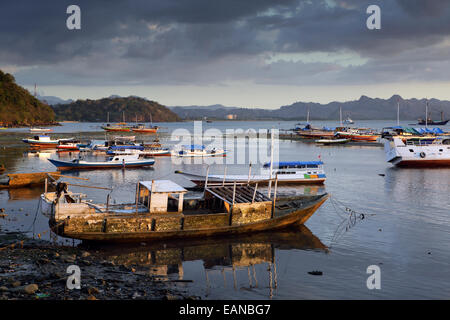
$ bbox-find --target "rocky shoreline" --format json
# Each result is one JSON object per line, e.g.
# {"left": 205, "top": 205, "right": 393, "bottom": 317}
{"left": 0, "top": 235, "right": 198, "bottom": 300}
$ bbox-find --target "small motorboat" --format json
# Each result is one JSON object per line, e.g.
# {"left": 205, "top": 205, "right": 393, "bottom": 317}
{"left": 22, "top": 136, "right": 74, "bottom": 148}
{"left": 107, "top": 148, "right": 171, "bottom": 157}
{"left": 171, "top": 145, "right": 227, "bottom": 157}
{"left": 315, "top": 138, "right": 350, "bottom": 145}
{"left": 30, "top": 128, "right": 53, "bottom": 133}
{"left": 48, "top": 154, "right": 155, "bottom": 170}
{"left": 57, "top": 139, "right": 82, "bottom": 150}
{"left": 343, "top": 117, "right": 354, "bottom": 124}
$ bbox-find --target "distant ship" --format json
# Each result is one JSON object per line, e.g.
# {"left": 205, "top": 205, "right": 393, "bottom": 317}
{"left": 417, "top": 104, "right": 449, "bottom": 125}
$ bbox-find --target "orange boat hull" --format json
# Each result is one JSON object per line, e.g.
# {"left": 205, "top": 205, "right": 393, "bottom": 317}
{"left": 132, "top": 129, "right": 158, "bottom": 133}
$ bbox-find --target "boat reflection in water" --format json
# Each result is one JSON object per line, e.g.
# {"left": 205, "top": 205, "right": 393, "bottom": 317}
{"left": 90, "top": 225, "right": 327, "bottom": 298}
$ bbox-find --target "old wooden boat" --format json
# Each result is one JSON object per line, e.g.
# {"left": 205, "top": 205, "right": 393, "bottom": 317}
{"left": 131, "top": 124, "right": 158, "bottom": 133}
{"left": 176, "top": 161, "right": 326, "bottom": 185}
{"left": 0, "top": 172, "right": 59, "bottom": 189}
{"left": 335, "top": 130, "right": 379, "bottom": 142}
{"left": 102, "top": 122, "right": 132, "bottom": 132}
{"left": 44, "top": 179, "right": 329, "bottom": 243}
{"left": 48, "top": 154, "right": 155, "bottom": 170}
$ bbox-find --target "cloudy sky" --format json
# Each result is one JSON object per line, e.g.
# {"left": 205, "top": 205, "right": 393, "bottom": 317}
{"left": 1, "top": 0, "right": 450, "bottom": 108}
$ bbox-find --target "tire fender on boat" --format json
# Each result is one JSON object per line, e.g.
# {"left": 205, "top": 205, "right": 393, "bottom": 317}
{"left": 419, "top": 152, "right": 426, "bottom": 158}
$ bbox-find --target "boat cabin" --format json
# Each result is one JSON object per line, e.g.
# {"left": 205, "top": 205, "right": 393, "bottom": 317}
{"left": 263, "top": 161, "right": 324, "bottom": 176}
{"left": 138, "top": 180, "right": 188, "bottom": 213}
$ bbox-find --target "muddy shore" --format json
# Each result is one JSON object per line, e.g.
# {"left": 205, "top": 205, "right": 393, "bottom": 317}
{"left": 0, "top": 234, "right": 198, "bottom": 300}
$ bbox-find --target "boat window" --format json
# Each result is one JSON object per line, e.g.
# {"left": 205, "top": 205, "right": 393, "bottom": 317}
{"left": 409, "top": 149, "right": 414, "bottom": 152}
{"left": 439, "top": 149, "right": 443, "bottom": 152}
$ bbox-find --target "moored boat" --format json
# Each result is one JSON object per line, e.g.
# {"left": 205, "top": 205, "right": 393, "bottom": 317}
{"left": 384, "top": 136, "right": 450, "bottom": 167}
{"left": 22, "top": 136, "right": 74, "bottom": 148}
{"left": 48, "top": 154, "right": 155, "bottom": 170}
{"left": 131, "top": 124, "right": 158, "bottom": 133}
{"left": 43, "top": 179, "right": 329, "bottom": 242}
{"left": 30, "top": 128, "right": 53, "bottom": 133}
{"left": 177, "top": 161, "right": 326, "bottom": 185}
{"left": 315, "top": 138, "right": 350, "bottom": 145}
{"left": 171, "top": 145, "right": 227, "bottom": 157}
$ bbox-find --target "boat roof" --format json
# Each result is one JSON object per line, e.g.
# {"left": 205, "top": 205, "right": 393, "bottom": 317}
{"left": 139, "top": 180, "right": 187, "bottom": 193}
{"left": 182, "top": 144, "right": 205, "bottom": 150}
{"left": 264, "top": 161, "right": 323, "bottom": 168}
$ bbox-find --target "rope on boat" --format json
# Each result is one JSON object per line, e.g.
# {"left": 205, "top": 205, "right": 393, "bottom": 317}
{"left": 328, "top": 195, "right": 376, "bottom": 247}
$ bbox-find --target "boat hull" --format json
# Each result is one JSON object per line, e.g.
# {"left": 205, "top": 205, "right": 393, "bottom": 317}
{"left": 132, "top": 129, "right": 158, "bottom": 133}
{"left": 394, "top": 159, "right": 450, "bottom": 167}
{"left": 50, "top": 194, "right": 329, "bottom": 243}
{"left": 48, "top": 158, "right": 155, "bottom": 170}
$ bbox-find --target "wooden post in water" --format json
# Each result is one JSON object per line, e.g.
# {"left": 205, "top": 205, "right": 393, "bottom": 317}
{"left": 271, "top": 174, "right": 278, "bottom": 219}
{"left": 247, "top": 162, "right": 252, "bottom": 184}
{"left": 222, "top": 166, "right": 227, "bottom": 186}
{"left": 135, "top": 182, "right": 139, "bottom": 214}
{"left": 106, "top": 194, "right": 110, "bottom": 212}
{"left": 267, "top": 129, "right": 274, "bottom": 197}
{"left": 204, "top": 165, "right": 210, "bottom": 196}
{"left": 44, "top": 178, "right": 48, "bottom": 194}
{"left": 252, "top": 183, "right": 258, "bottom": 203}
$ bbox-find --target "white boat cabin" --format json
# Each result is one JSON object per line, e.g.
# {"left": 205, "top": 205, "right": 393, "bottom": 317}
{"left": 138, "top": 180, "right": 187, "bottom": 213}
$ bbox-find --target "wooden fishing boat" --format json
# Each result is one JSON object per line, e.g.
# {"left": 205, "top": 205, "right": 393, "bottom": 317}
{"left": 335, "top": 131, "right": 379, "bottom": 142}
{"left": 0, "top": 172, "right": 59, "bottom": 189}
{"left": 176, "top": 161, "right": 326, "bottom": 185}
{"left": 47, "top": 154, "right": 155, "bottom": 170}
{"left": 22, "top": 136, "right": 74, "bottom": 148}
{"left": 102, "top": 122, "right": 132, "bottom": 132}
{"left": 44, "top": 179, "right": 329, "bottom": 243}
{"left": 131, "top": 125, "right": 158, "bottom": 133}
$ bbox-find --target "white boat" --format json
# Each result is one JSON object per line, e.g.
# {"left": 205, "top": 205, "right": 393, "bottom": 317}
{"left": 343, "top": 117, "right": 354, "bottom": 124}
{"left": 30, "top": 128, "right": 53, "bottom": 133}
{"left": 22, "top": 136, "right": 74, "bottom": 147}
{"left": 171, "top": 145, "right": 227, "bottom": 157}
{"left": 48, "top": 154, "right": 155, "bottom": 170}
{"left": 315, "top": 138, "right": 350, "bottom": 145}
{"left": 107, "top": 148, "right": 171, "bottom": 157}
{"left": 177, "top": 161, "right": 326, "bottom": 185}
{"left": 384, "top": 136, "right": 450, "bottom": 167}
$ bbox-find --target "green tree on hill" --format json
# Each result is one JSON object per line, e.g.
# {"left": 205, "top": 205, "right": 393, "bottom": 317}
{"left": 0, "top": 70, "right": 55, "bottom": 126}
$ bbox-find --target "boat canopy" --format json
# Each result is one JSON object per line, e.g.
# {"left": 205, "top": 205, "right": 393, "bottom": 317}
{"left": 139, "top": 180, "right": 187, "bottom": 193}
{"left": 182, "top": 144, "right": 205, "bottom": 150}
{"left": 264, "top": 161, "right": 324, "bottom": 168}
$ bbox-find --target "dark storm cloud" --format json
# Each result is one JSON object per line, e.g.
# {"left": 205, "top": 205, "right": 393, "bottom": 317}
{"left": 1, "top": 0, "right": 450, "bottom": 86}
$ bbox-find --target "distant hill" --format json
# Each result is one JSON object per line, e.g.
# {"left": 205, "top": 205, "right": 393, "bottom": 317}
{"left": 0, "top": 70, "right": 56, "bottom": 126}
{"left": 170, "top": 95, "right": 450, "bottom": 121}
{"left": 37, "top": 94, "right": 73, "bottom": 106}
{"left": 52, "top": 96, "right": 181, "bottom": 122}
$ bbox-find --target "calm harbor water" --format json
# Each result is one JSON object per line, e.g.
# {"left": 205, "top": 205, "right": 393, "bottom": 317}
{"left": 1, "top": 120, "right": 449, "bottom": 299}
